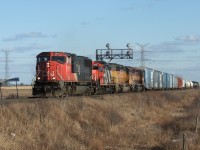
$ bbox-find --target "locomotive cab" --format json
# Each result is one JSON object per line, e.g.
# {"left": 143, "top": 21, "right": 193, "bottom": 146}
{"left": 36, "top": 52, "right": 68, "bottom": 82}
{"left": 92, "top": 61, "right": 112, "bottom": 85}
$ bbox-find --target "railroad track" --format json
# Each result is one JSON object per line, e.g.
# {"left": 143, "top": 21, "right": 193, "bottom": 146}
{"left": 0, "top": 91, "right": 138, "bottom": 105}
{"left": 0, "top": 93, "right": 108, "bottom": 105}
{"left": 0, "top": 89, "right": 197, "bottom": 106}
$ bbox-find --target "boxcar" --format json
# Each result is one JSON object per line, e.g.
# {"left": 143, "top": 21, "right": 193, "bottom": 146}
{"left": 172, "top": 75, "right": 178, "bottom": 89}
{"left": 192, "top": 81, "right": 199, "bottom": 88}
{"left": 189, "top": 81, "right": 193, "bottom": 88}
{"left": 162, "top": 72, "right": 167, "bottom": 89}
{"left": 182, "top": 79, "right": 186, "bottom": 88}
{"left": 185, "top": 81, "right": 190, "bottom": 88}
{"left": 169, "top": 74, "right": 173, "bottom": 89}
{"left": 153, "top": 70, "right": 162, "bottom": 89}
{"left": 144, "top": 67, "right": 154, "bottom": 90}
{"left": 177, "top": 77, "right": 183, "bottom": 89}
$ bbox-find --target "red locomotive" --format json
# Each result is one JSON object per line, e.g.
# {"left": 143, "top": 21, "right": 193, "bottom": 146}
{"left": 33, "top": 52, "right": 93, "bottom": 97}
{"left": 92, "top": 61, "right": 117, "bottom": 94}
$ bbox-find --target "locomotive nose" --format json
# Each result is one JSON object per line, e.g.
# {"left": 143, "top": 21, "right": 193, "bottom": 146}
{"left": 36, "top": 61, "right": 54, "bottom": 81}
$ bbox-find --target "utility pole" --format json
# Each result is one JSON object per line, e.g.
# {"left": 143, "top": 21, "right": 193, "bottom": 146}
{"left": 136, "top": 43, "right": 149, "bottom": 69}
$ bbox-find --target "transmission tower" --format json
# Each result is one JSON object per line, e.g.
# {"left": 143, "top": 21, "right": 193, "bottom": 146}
{"left": 2, "top": 50, "right": 11, "bottom": 85}
{"left": 136, "top": 43, "right": 149, "bottom": 68}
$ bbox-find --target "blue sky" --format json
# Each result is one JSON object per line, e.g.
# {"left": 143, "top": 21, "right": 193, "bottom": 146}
{"left": 0, "top": 0, "right": 200, "bottom": 84}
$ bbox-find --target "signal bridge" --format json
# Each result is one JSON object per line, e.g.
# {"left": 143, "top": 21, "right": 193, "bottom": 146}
{"left": 96, "top": 43, "right": 133, "bottom": 62}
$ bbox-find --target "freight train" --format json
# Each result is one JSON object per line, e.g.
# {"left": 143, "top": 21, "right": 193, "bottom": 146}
{"left": 32, "top": 52, "right": 199, "bottom": 97}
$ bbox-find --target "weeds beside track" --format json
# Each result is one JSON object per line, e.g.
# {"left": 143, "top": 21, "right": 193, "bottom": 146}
{"left": 0, "top": 88, "right": 200, "bottom": 149}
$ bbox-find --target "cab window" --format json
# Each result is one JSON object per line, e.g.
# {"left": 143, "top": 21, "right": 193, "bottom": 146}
{"left": 93, "top": 65, "right": 98, "bottom": 70}
{"left": 52, "top": 56, "right": 66, "bottom": 64}
{"left": 37, "top": 56, "right": 50, "bottom": 63}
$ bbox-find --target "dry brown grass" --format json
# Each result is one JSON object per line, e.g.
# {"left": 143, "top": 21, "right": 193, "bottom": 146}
{"left": 1, "top": 86, "right": 32, "bottom": 90}
{"left": 0, "top": 89, "right": 200, "bottom": 149}
{"left": 1, "top": 86, "right": 32, "bottom": 99}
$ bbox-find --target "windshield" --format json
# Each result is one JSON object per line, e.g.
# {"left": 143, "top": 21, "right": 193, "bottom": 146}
{"left": 37, "top": 56, "right": 50, "bottom": 63}
{"left": 52, "top": 56, "right": 66, "bottom": 64}
{"left": 93, "top": 64, "right": 98, "bottom": 70}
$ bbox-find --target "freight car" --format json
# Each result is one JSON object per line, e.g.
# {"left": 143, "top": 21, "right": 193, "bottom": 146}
{"left": 192, "top": 81, "right": 199, "bottom": 88}
{"left": 153, "top": 69, "right": 162, "bottom": 90}
{"left": 32, "top": 51, "right": 199, "bottom": 97}
{"left": 143, "top": 67, "right": 154, "bottom": 90}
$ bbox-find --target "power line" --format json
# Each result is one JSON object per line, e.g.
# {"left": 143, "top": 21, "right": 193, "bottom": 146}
{"left": 133, "top": 59, "right": 200, "bottom": 62}
{"left": 0, "top": 57, "right": 34, "bottom": 58}
{"left": 0, "top": 72, "right": 33, "bottom": 74}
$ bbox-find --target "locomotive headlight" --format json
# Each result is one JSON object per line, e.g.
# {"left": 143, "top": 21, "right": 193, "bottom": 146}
{"left": 52, "top": 77, "right": 56, "bottom": 80}
{"left": 47, "top": 62, "right": 50, "bottom": 68}
{"left": 37, "top": 77, "right": 41, "bottom": 80}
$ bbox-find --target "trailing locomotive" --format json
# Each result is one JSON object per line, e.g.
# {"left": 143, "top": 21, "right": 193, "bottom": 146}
{"left": 32, "top": 51, "right": 199, "bottom": 97}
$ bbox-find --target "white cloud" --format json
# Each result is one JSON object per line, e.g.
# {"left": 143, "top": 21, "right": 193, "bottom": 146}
{"left": 148, "top": 35, "right": 200, "bottom": 53}
{"left": 0, "top": 43, "right": 50, "bottom": 52}
{"left": 120, "top": 6, "right": 134, "bottom": 11}
{"left": 2, "top": 32, "right": 56, "bottom": 42}
{"left": 176, "top": 35, "right": 200, "bottom": 43}
{"left": 148, "top": 41, "right": 183, "bottom": 53}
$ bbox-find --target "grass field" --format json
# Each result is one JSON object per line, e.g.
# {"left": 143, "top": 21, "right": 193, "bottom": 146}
{"left": 0, "top": 86, "right": 32, "bottom": 98}
{"left": 0, "top": 88, "right": 200, "bottom": 149}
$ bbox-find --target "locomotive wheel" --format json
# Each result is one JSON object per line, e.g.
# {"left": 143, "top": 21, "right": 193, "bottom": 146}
{"left": 134, "top": 85, "right": 138, "bottom": 92}
{"left": 115, "top": 85, "right": 119, "bottom": 93}
{"left": 52, "top": 89, "right": 62, "bottom": 97}
{"left": 110, "top": 86, "right": 115, "bottom": 94}
{"left": 45, "top": 92, "right": 53, "bottom": 98}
